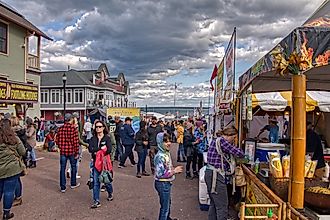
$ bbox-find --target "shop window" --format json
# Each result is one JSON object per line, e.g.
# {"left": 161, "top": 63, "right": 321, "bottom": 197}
{"left": 41, "top": 89, "right": 49, "bottom": 104}
{"left": 0, "top": 22, "right": 8, "bottom": 54}
{"left": 74, "top": 89, "right": 84, "bottom": 104}
{"left": 51, "top": 89, "right": 61, "bottom": 104}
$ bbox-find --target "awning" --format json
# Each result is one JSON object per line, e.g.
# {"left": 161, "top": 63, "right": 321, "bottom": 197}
{"left": 88, "top": 108, "right": 107, "bottom": 117}
{"left": 252, "top": 91, "right": 330, "bottom": 112}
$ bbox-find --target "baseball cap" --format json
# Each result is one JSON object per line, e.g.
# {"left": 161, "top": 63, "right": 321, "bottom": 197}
{"left": 64, "top": 113, "right": 73, "bottom": 121}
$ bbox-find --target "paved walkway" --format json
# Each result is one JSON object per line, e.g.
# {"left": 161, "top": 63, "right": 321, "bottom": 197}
{"left": 11, "top": 144, "right": 208, "bottom": 220}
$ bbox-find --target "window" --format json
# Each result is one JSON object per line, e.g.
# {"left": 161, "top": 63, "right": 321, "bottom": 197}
{"left": 65, "top": 89, "right": 72, "bottom": 104}
{"left": 0, "top": 22, "right": 8, "bottom": 54}
{"left": 87, "top": 90, "right": 90, "bottom": 100}
{"left": 41, "top": 89, "right": 49, "bottom": 104}
{"left": 74, "top": 89, "right": 84, "bottom": 103}
{"left": 91, "top": 90, "right": 95, "bottom": 100}
{"left": 51, "top": 89, "right": 61, "bottom": 104}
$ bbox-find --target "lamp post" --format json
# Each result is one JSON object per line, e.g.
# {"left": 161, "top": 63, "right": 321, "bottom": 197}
{"left": 62, "top": 72, "right": 67, "bottom": 116}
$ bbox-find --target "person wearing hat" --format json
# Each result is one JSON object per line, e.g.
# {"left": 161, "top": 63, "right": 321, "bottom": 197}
{"left": 256, "top": 117, "right": 279, "bottom": 143}
{"left": 118, "top": 117, "right": 136, "bottom": 168}
{"left": 56, "top": 113, "right": 81, "bottom": 192}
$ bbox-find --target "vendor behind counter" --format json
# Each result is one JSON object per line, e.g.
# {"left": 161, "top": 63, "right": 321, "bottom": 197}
{"left": 306, "top": 121, "right": 326, "bottom": 177}
{"left": 256, "top": 117, "right": 279, "bottom": 143}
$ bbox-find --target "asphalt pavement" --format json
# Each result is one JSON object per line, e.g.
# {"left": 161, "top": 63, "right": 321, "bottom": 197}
{"left": 9, "top": 144, "right": 208, "bottom": 220}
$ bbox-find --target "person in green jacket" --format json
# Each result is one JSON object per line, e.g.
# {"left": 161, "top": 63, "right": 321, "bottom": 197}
{"left": 107, "top": 116, "right": 117, "bottom": 162}
{"left": 0, "top": 119, "right": 26, "bottom": 220}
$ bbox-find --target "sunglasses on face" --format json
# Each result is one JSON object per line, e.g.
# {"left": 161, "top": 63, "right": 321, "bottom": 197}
{"left": 95, "top": 125, "right": 104, "bottom": 128}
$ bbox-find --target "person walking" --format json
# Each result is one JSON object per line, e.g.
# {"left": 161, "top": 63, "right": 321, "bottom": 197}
{"left": 193, "top": 120, "right": 207, "bottom": 177}
{"left": 56, "top": 113, "right": 81, "bottom": 193}
{"left": 176, "top": 120, "right": 186, "bottom": 162}
{"left": 83, "top": 118, "right": 93, "bottom": 141}
{"left": 154, "top": 132, "right": 183, "bottom": 220}
{"left": 25, "top": 118, "right": 37, "bottom": 168}
{"left": 88, "top": 120, "right": 113, "bottom": 208}
{"left": 148, "top": 116, "right": 162, "bottom": 174}
{"left": 183, "top": 123, "right": 198, "bottom": 179}
{"left": 118, "top": 117, "right": 135, "bottom": 168}
{"left": 114, "top": 116, "right": 124, "bottom": 161}
{"left": 134, "top": 121, "right": 150, "bottom": 178}
{"left": 0, "top": 119, "right": 26, "bottom": 220}
{"left": 107, "top": 116, "right": 117, "bottom": 162}
{"left": 205, "top": 127, "right": 245, "bottom": 220}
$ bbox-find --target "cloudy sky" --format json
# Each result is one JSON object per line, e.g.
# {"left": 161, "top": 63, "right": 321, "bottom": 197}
{"left": 3, "top": 0, "right": 325, "bottom": 107}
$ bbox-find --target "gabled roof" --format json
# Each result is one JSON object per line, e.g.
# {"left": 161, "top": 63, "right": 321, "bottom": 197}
{"left": 41, "top": 70, "right": 94, "bottom": 87}
{"left": 0, "top": 1, "right": 52, "bottom": 40}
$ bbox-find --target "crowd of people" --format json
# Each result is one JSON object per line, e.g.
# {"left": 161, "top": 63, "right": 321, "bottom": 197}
{"left": 0, "top": 111, "right": 247, "bottom": 220}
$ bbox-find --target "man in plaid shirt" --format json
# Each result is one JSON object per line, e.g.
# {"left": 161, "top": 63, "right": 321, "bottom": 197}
{"left": 56, "top": 113, "right": 80, "bottom": 192}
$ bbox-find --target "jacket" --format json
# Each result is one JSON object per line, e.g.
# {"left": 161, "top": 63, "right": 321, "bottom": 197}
{"left": 154, "top": 133, "right": 175, "bottom": 182}
{"left": 26, "top": 126, "right": 36, "bottom": 148}
{"left": 176, "top": 125, "right": 184, "bottom": 144}
{"left": 135, "top": 129, "right": 149, "bottom": 152}
{"left": 183, "top": 130, "right": 196, "bottom": 157}
{"left": 114, "top": 121, "right": 123, "bottom": 142}
{"left": 88, "top": 135, "right": 112, "bottom": 162}
{"left": 148, "top": 124, "right": 162, "bottom": 146}
{"left": 119, "top": 124, "right": 135, "bottom": 146}
{"left": 0, "top": 137, "right": 26, "bottom": 179}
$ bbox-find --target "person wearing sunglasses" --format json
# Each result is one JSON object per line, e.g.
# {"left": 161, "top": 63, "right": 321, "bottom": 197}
{"left": 88, "top": 121, "right": 113, "bottom": 208}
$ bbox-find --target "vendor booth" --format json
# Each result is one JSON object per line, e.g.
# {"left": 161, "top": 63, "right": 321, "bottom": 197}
{"left": 236, "top": 1, "right": 330, "bottom": 219}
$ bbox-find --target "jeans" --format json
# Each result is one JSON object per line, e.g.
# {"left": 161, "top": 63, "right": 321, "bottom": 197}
{"left": 48, "top": 141, "right": 55, "bottom": 152}
{"left": 28, "top": 148, "right": 36, "bottom": 162}
{"left": 154, "top": 181, "right": 172, "bottom": 220}
{"left": 0, "top": 174, "right": 20, "bottom": 212}
{"left": 177, "top": 143, "right": 185, "bottom": 160}
{"left": 186, "top": 156, "right": 195, "bottom": 175}
{"left": 149, "top": 146, "right": 158, "bottom": 174}
{"left": 67, "top": 146, "right": 82, "bottom": 175}
{"left": 15, "top": 177, "right": 22, "bottom": 198}
{"left": 120, "top": 144, "right": 134, "bottom": 166}
{"left": 115, "top": 141, "right": 123, "bottom": 160}
{"left": 39, "top": 130, "right": 45, "bottom": 142}
{"left": 60, "top": 155, "right": 77, "bottom": 190}
{"left": 137, "top": 148, "right": 148, "bottom": 173}
{"left": 204, "top": 169, "right": 228, "bottom": 220}
{"left": 93, "top": 167, "right": 113, "bottom": 202}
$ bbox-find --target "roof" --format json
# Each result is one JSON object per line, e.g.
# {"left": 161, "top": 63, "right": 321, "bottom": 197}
{"left": 41, "top": 69, "right": 94, "bottom": 87}
{"left": 0, "top": 1, "right": 51, "bottom": 40}
{"left": 303, "top": 0, "right": 330, "bottom": 27}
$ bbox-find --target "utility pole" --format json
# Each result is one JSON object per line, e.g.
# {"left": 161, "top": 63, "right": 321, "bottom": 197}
{"left": 174, "top": 82, "right": 177, "bottom": 118}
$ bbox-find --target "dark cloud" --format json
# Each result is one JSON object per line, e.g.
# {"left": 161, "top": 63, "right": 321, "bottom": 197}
{"left": 3, "top": 0, "right": 324, "bottom": 106}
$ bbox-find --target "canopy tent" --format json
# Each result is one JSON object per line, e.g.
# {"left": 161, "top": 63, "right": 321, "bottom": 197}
{"left": 239, "top": 0, "right": 330, "bottom": 94}
{"left": 252, "top": 91, "right": 330, "bottom": 112}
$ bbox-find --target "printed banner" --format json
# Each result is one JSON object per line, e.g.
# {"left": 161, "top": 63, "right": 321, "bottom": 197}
{"left": 242, "top": 91, "right": 247, "bottom": 120}
{"left": 216, "top": 59, "right": 224, "bottom": 107}
{"left": 247, "top": 85, "right": 253, "bottom": 121}
{"left": 0, "top": 80, "right": 38, "bottom": 103}
{"left": 107, "top": 108, "right": 141, "bottom": 133}
{"left": 223, "top": 29, "right": 236, "bottom": 102}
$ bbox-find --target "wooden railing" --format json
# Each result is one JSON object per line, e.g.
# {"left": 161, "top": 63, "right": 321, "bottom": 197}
{"left": 27, "top": 54, "right": 40, "bottom": 70}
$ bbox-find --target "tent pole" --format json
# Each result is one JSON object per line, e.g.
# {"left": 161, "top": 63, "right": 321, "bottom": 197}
{"left": 289, "top": 74, "right": 306, "bottom": 209}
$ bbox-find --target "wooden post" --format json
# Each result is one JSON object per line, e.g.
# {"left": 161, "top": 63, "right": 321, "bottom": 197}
{"left": 289, "top": 74, "right": 306, "bottom": 209}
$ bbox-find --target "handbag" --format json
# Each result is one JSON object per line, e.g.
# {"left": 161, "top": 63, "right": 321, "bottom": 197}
{"left": 98, "top": 154, "right": 113, "bottom": 184}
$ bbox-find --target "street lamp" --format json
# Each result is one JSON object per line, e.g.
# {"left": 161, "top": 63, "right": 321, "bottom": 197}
{"left": 62, "top": 72, "right": 67, "bottom": 116}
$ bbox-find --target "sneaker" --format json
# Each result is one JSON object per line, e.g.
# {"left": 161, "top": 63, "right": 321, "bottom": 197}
{"left": 12, "top": 197, "right": 23, "bottom": 206}
{"left": 136, "top": 173, "right": 142, "bottom": 178}
{"left": 61, "top": 189, "right": 66, "bottom": 193}
{"left": 66, "top": 171, "right": 70, "bottom": 178}
{"left": 91, "top": 201, "right": 101, "bottom": 209}
{"left": 3, "top": 212, "right": 14, "bottom": 220}
{"left": 118, "top": 164, "right": 126, "bottom": 168}
{"left": 76, "top": 175, "right": 81, "bottom": 179}
{"left": 142, "top": 171, "right": 150, "bottom": 176}
{"left": 107, "top": 194, "right": 114, "bottom": 201}
{"left": 70, "top": 183, "right": 81, "bottom": 189}
{"left": 101, "top": 185, "right": 106, "bottom": 192}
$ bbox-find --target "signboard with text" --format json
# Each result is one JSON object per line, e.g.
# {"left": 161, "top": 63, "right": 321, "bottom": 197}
{"left": 0, "top": 80, "right": 38, "bottom": 103}
{"left": 107, "top": 108, "right": 141, "bottom": 133}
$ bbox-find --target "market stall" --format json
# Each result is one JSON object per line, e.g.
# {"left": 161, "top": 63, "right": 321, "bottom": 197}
{"left": 237, "top": 1, "right": 330, "bottom": 219}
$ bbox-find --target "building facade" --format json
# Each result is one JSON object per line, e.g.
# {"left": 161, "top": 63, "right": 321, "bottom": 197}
{"left": 0, "top": 1, "right": 51, "bottom": 118}
{"left": 40, "top": 63, "right": 133, "bottom": 122}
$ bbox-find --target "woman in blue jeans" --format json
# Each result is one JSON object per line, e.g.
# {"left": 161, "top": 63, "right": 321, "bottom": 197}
{"left": 0, "top": 119, "right": 26, "bottom": 219}
{"left": 88, "top": 120, "right": 113, "bottom": 209}
{"left": 134, "top": 121, "right": 150, "bottom": 178}
{"left": 154, "top": 132, "right": 183, "bottom": 220}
